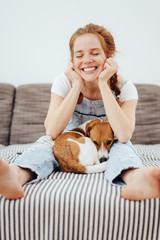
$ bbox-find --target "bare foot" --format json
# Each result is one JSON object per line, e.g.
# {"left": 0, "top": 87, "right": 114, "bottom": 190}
{"left": 121, "top": 167, "right": 160, "bottom": 201}
{"left": 0, "top": 158, "right": 25, "bottom": 199}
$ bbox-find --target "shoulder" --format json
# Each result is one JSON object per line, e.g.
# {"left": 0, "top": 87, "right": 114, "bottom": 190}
{"left": 117, "top": 75, "right": 123, "bottom": 85}
{"left": 117, "top": 75, "right": 127, "bottom": 88}
{"left": 117, "top": 75, "right": 136, "bottom": 90}
{"left": 117, "top": 75, "right": 138, "bottom": 102}
{"left": 53, "top": 72, "right": 71, "bottom": 85}
{"left": 51, "top": 72, "right": 72, "bottom": 98}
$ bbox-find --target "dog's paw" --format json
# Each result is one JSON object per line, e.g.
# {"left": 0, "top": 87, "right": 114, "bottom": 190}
{"left": 85, "top": 162, "right": 107, "bottom": 174}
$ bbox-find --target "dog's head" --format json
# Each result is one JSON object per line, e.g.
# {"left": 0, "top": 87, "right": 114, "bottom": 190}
{"left": 85, "top": 119, "right": 114, "bottom": 162}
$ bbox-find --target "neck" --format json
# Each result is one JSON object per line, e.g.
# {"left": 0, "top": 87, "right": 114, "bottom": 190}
{"left": 82, "top": 80, "right": 102, "bottom": 100}
{"left": 84, "top": 80, "right": 98, "bottom": 90}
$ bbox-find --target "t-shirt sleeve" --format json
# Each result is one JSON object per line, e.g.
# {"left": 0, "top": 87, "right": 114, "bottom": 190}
{"left": 119, "top": 81, "right": 138, "bottom": 103}
{"left": 51, "top": 72, "right": 72, "bottom": 98}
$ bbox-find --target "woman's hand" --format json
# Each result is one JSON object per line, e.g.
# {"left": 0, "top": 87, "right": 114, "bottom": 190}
{"left": 65, "top": 62, "right": 84, "bottom": 89}
{"left": 98, "top": 58, "right": 118, "bottom": 85}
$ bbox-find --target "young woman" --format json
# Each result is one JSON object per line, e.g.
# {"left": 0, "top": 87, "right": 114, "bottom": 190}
{"left": 0, "top": 24, "right": 160, "bottom": 200}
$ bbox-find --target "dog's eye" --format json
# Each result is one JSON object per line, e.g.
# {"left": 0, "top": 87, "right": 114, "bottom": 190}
{"left": 93, "top": 141, "right": 99, "bottom": 146}
{"left": 106, "top": 140, "right": 112, "bottom": 145}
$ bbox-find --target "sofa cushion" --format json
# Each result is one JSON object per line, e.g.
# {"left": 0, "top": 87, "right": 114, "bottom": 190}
{"left": 0, "top": 143, "right": 160, "bottom": 240}
{"left": 132, "top": 84, "right": 160, "bottom": 144}
{"left": 0, "top": 83, "right": 15, "bottom": 145}
{"left": 10, "top": 84, "right": 51, "bottom": 144}
{"left": 9, "top": 83, "right": 160, "bottom": 145}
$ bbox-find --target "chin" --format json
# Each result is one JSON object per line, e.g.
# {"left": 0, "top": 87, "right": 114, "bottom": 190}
{"left": 83, "top": 77, "right": 98, "bottom": 82}
{"left": 81, "top": 72, "right": 100, "bottom": 82}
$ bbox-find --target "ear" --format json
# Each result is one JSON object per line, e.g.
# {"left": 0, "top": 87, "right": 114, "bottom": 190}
{"left": 85, "top": 125, "right": 92, "bottom": 137}
{"left": 71, "top": 127, "right": 85, "bottom": 136}
{"left": 85, "top": 119, "right": 101, "bottom": 137}
{"left": 104, "top": 121, "right": 114, "bottom": 138}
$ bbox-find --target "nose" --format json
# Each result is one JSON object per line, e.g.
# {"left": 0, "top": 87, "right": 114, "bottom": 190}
{"left": 99, "top": 157, "right": 108, "bottom": 163}
{"left": 83, "top": 55, "right": 93, "bottom": 64}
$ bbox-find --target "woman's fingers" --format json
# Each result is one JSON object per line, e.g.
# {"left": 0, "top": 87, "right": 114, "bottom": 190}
{"left": 105, "top": 58, "right": 118, "bottom": 72}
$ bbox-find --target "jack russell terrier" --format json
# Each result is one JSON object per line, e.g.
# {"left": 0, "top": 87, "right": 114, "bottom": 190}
{"left": 53, "top": 119, "right": 114, "bottom": 174}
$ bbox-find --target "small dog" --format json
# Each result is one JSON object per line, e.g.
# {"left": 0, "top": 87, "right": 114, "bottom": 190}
{"left": 53, "top": 119, "right": 114, "bottom": 174}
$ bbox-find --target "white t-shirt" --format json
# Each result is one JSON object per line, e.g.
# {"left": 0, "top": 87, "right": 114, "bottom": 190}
{"left": 51, "top": 72, "right": 138, "bottom": 103}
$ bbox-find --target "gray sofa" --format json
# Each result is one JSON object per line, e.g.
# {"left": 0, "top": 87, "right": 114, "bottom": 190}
{"left": 0, "top": 83, "right": 160, "bottom": 240}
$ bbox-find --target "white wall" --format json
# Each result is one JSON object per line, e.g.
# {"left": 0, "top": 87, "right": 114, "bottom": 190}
{"left": 0, "top": 0, "right": 160, "bottom": 86}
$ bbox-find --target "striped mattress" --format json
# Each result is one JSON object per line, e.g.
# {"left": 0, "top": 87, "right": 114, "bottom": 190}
{"left": 0, "top": 144, "right": 160, "bottom": 240}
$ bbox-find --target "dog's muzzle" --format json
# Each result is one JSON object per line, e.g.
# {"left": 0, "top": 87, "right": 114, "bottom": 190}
{"left": 99, "top": 157, "right": 108, "bottom": 163}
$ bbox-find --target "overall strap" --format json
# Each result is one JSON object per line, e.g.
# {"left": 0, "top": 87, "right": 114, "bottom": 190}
{"left": 118, "top": 79, "right": 127, "bottom": 89}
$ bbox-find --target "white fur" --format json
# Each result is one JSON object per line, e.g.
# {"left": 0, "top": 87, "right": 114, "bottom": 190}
{"left": 64, "top": 119, "right": 111, "bottom": 174}
{"left": 85, "top": 162, "right": 107, "bottom": 173}
{"left": 78, "top": 119, "right": 102, "bottom": 131}
{"left": 67, "top": 137, "right": 107, "bottom": 173}
{"left": 67, "top": 137, "right": 99, "bottom": 166}
{"left": 79, "top": 119, "right": 109, "bottom": 161}
{"left": 78, "top": 120, "right": 90, "bottom": 131}
{"left": 98, "top": 142, "right": 109, "bottom": 160}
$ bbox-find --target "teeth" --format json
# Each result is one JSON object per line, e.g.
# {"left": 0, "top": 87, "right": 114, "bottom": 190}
{"left": 83, "top": 67, "right": 96, "bottom": 72}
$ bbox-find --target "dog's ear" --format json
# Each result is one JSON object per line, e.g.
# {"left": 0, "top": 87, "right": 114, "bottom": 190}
{"left": 85, "top": 119, "right": 101, "bottom": 137}
{"left": 71, "top": 128, "right": 85, "bottom": 136}
{"left": 85, "top": 125, "right": 92, "bottom": 137}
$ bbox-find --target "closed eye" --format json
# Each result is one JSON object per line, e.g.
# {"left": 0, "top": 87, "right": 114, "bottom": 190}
{"left": 93, "top": 141, "right": 99, "bottom": 146}
{"left": 92, "top": 52, "right": 99, "bottom": 56}
{"left": 76, "top": 55, "right": 83, "bottom": 58}
{"left": 106, "top": 140, "right": 112, "bottom": 145}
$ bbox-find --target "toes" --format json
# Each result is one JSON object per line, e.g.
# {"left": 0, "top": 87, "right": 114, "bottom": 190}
{"left": 150, "top": 167, "right": 160, "bottom": 179}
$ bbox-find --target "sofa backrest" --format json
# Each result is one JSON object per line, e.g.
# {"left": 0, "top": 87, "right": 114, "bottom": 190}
{"left": 10, "top": 84, "right": 51, "bottom": 144}
{"left": 0, "top": 83, "right": 15, "bottom": 145}
{"left": 132, "top": 84, "right": 160, "bottom": 144}
{"left": 0, "top": 83, "right": 159, "bottom": 145}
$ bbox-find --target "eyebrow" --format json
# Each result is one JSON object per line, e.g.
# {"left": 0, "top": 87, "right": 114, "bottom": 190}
{"left": 74, "top": 48, "right": 102, "bottom": 53}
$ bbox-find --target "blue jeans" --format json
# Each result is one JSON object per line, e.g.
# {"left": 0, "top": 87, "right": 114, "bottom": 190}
{"left": 11, "top": 135, "right": 143, "bottom": 185}
{"left": 105, "top": 140, "right": 143, "bottom": 186}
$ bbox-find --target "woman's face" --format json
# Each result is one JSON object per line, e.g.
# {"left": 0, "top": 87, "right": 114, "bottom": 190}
{"left": 72, "top": 33, "right": 107, "bottom": 82}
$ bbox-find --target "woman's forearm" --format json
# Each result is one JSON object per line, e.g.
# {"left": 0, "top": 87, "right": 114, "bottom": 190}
{"left": 98, "top": 81, "right": 135, "bottom": 142}
{"left": 45, "top": 83, "right": 82, "bottom": 139}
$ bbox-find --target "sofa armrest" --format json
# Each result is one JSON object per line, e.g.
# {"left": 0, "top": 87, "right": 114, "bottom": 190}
{"left": 0, "top": 83, "right": 15, "bottom": 145}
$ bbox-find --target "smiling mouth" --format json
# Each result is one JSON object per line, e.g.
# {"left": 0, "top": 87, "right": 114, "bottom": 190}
{"left": 82, "top": 67, "right": 98, "bottom": 72}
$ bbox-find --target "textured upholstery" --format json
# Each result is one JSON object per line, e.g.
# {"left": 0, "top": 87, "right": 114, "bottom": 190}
{"left": 10, "top": 84, "right": 51, "bottom": 144}
{"left": 0, "top": 83, "right": 160, "bottom": 240}
{"left": 132, "top": 84, "right": 160, "bottom": 144}
{"left": 0, "top": 83, "right": 159, "bottom": 145}
{"left": 0, "top": 143, "right": 160, "bottom": 240}
{"left": 0, "top": 83, "right": 15, "bottom": 145}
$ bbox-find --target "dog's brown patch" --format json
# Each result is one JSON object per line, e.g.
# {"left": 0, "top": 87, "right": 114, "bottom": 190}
{"left": 86, "top": 120, "right": 114, "bottom": 152}
{"left": 54, "top": 120, "right": 114, "bottom": 174}
{"left": 71, "top": 127, "right": 85, "bottom": 136}
{"left": 54, "top": 132, "right": 86, "bottom": 173}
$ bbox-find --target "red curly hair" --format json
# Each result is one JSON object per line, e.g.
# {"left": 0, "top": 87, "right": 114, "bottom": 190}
{"left": 69, "top": 23, "right": 120, "bottom": 104}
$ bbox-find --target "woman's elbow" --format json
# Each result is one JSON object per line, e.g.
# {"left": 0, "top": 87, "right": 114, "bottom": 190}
{"left": 44, "top": 120, "right": 56, "bottom": 139}
{"left": 45, "top": 128, "right": 57, "bottom": 140}
{"left": 45, "top": 125, "right": 62, "bottom": 139}
{"left": 118, "top": 135, "right": 131, "bottom": 143}
{"left": 117, "top": 130, "right": 134, "bottom": 143}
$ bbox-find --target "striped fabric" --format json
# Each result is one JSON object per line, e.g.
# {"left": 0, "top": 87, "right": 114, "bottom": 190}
{"left": 0, "top": 144, "right": 160, "bottom": 240}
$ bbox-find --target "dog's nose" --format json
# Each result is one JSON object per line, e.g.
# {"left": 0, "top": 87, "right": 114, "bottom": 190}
{"left": 100, "top": 157, "right": 107, "bottom": 163}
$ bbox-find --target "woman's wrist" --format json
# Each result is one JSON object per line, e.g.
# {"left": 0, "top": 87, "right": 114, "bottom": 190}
{"left": 98, "top": 79, "right": 110, "bottom": 91}
{"left": 72, "top": 79, "right": 84, "bottom": 95}
{"left": 73, "top": 79, "right": 84, "bottom": 91}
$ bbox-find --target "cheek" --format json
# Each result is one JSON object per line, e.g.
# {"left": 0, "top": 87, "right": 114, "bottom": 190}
{"left": 73, "top": 59, "right": 81, "bottom": 71}
{"left": 97, "top": 56, "right": 106, "bottom": 69}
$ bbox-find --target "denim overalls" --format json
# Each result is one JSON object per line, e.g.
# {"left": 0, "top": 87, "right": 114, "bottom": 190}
{"left": 11, "top": 87, "right": 143, "bottom": 186}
